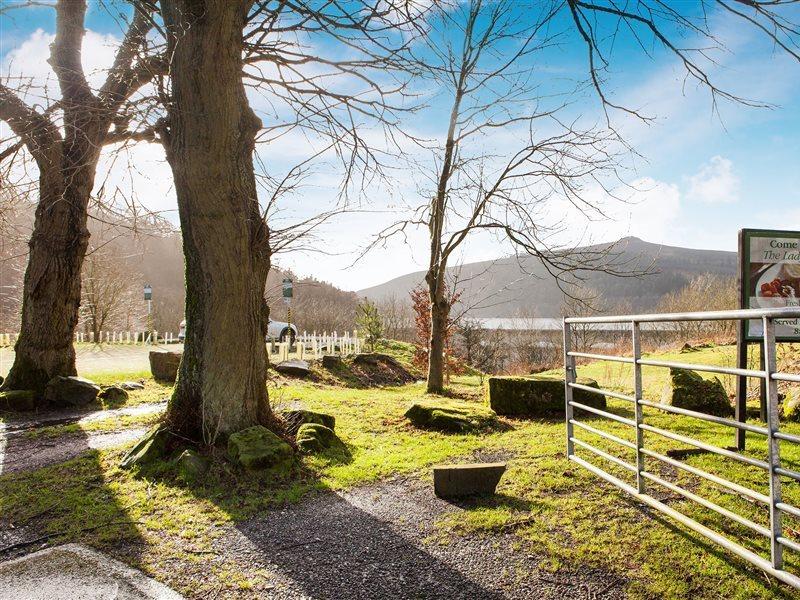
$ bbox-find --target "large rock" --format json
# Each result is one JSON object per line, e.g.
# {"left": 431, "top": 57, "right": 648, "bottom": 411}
{"left": 488, "top": 375, "right": 605, "bottom": 417}
{"left": 405, "top": 400, "right": 497, "bottom": 432}
{"left": 275, "top": 359, "right": 311, "bottom": 378}
{"left": 43, "top": 376, "right": 100, "bottom": 407}
{"left": 174, "top": 449, "right": 210, "bottom": 482}
{"left": 662, "top": 368, "right": 733, "bottom": 417}
{"left": 433, "top": 463, "right": 507, "bottom": 498}
{"left": 120, "top": 425, "right": 172, "bottom": 470}
{"left": 295, "top": 423, "right": 343, "bottom": 454}
{"left": 0, "top": 390, "right": 37, "bottom": 411}
{"left": 99, "top": 385, "right": 129, "bottom": 404}
{"left": 149, "top": 351, "right": 182, "bottom": 383}
{"left": 280, "top": 409, "right": 336, "bottom": 435}
{"left": 227, "top": 425, "right": 294, "bottom": 472}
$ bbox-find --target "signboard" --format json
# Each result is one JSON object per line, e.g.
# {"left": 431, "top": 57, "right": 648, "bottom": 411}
{"left": 282, "top": 278, "right": 293, "bottom": 305}
{"left": 143, "top": 283, "right": 152, "bottom": 301}
{"left": 740, "top": 229, "right": 800, "bottom": 341}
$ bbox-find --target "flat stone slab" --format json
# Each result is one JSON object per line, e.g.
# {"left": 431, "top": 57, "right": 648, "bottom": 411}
{"left": 275, "top": 359, "right": 311, "bottom": 377}
{"left": 433, "top": 462, "right": 507, "bottom": 498}
{"left": 0, "top": 543, "right": 183, "bottom": 599}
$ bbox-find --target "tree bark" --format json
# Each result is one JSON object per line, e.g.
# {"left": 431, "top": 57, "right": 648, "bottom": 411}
{"left": 160, "top": 0, "right": 274, "bottom": 444}
{"left": 3, "top": 151, "right": 99, "bottom": 391}
{"left": 0, "top": 1, "right": 156, "bottom": 395}
{"left": 426, "top": 269, "right": 450, "bottom": 394}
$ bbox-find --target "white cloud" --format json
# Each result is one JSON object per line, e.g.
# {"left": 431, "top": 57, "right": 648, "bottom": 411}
{"left": 2, "top": 28, "right": 120, "bottom": 101}
{"left": 686, "top": 155, "right": 740, "bottom": 204}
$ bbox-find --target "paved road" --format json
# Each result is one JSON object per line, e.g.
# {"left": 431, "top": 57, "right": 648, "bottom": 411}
{"left": 0, "top": 344, "right": 183, "bottom": 379}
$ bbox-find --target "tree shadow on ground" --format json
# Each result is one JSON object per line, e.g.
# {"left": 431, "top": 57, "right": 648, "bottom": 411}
{"left": 623, "top": 498, "right": 797, "bottom": 599}
{"left": 229, "top": 490, "right": 505, "bottom": 599}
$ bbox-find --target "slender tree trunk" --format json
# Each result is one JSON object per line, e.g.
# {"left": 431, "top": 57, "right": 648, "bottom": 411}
{"left": 426, "top": 270, "right": 450, "bottom": 394}
{"left": 160, "top": 0, "right": 274, "bottom": 444}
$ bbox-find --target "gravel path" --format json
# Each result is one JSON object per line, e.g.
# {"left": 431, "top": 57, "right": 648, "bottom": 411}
{"left": 217, "top": 477, "right": 627, "bottom": 599}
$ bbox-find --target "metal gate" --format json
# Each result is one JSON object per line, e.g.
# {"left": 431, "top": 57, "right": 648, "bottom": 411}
{"left": 563, "top": 307, "right": 800, "bottom": 589}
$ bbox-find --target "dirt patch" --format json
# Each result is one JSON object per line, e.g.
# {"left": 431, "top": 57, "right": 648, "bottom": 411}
{"left": 348, "top": 353, "right": 417, "bottom": 386}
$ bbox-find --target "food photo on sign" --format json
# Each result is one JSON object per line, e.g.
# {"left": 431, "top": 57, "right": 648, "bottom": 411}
{"left": 745, "top": 231, "right": 800, "bottom": 338}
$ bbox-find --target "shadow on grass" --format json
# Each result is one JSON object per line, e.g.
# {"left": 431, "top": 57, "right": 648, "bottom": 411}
{"left": 0, "top": 429, "right": 145, "bottom": 571}
{"left": 623, "top": 497, "right": 797, "bottom": 599}
{"left": 442, "top": 491, "right": 541, "bottom": 513}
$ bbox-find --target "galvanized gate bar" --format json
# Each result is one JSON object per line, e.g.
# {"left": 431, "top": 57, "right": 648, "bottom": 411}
{"left": 564, "top": 307, "right": 800, "bottom": 590}
{"left": 568, "top": 382, "right": 635, "bottom": 402}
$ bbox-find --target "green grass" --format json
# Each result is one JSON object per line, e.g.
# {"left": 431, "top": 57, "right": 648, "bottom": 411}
{"left": 2, "top": 344, "right": 800, "bottom": 598}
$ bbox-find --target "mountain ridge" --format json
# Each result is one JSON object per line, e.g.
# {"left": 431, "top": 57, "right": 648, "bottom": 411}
{"left": 357, "top": 237, "right": 737, "bottom": 317}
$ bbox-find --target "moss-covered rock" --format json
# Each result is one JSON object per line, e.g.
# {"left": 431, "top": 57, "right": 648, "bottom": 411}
{"left": 405, "top": 400, "right": 497, "bottom": 432}
{"left": 227, "top": 425, "right": 294, "bottom": 472}
{"left": 487, "top": 375, "right": 605, "bottom": 417}
{"left": 295, "top": 423, "right": 343, "bottom": 454}
{"left": 280, "top": 409, "right": 336, "bottom": 435}
{"left": 120, "top": 425, "right": 171, "bottom": 470}
{"left": 782, "top": 390, "right": 800, "bottom": 422}
{"left": 661, "top": 368, "right": 733, "bottom": 417}
{"left": 174, "top": 449, "right": 210, "bottom": 482}
{"left": 0, "top": 390, "right": 37, "bottom": 411}
{"left": 99, "top": 385, "right": 129, "bottom": 404}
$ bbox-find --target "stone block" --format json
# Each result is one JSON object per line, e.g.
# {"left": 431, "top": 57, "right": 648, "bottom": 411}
{"left": 433, "top": 462, "right": 507, "bottom": 498}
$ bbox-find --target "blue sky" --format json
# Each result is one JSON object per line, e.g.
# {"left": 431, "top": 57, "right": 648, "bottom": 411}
{"left": 1, "top": 1, "right": 799, "bottom": 291}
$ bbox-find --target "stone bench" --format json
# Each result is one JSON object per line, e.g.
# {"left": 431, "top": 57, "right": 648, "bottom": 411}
{"left": 433, "top": 462, "right": 506, "bottom": 498}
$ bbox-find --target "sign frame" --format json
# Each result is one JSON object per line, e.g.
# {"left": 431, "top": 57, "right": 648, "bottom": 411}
{"left": 739, "top": 228, "right": 800, "bottom": 342}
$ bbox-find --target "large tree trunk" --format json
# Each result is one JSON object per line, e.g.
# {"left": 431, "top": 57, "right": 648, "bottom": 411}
{"left": 161, "top": 0, "right": 274, "bottom": 444}
{"left": 426, "top": 273, "right": 450, "bottom": 394}
{"left": 0, "top": 1, "right": 156, "bottom": 397}
{"left": 2, "top": 150, "right": 98, "bottom": 393}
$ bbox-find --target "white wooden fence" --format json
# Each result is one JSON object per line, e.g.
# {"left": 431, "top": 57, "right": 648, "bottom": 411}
{"left": 0, "top": 329, "right": 364, "bottom": 359}
{"left": 269, "top": 330, "right": 362, "bottom": 361}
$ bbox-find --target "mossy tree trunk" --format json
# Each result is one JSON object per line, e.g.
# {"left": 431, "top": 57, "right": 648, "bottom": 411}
{"left": 160, "top": 0, "right": 274, "bottom": 444}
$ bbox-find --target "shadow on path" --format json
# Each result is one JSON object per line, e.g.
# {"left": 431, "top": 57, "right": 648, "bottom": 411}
{"left": 220, "top": 478, "right": 627, "bottom": 599}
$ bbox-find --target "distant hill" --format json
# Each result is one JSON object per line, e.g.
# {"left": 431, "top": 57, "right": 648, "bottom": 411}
{"left": 357, "top": 237, "right": 737, "bottom": 317}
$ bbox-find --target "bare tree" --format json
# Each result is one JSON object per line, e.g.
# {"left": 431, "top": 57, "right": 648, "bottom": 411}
{"left": 656, "top": 273, "right": 738, "bottom": 343}
{"left": 0, "top": 1, "right": 163, "bottom": 394}
{"left": 80, "top": 241, "right": 145, "bottom": 342}
{"left": 371, "top": 0, "right": 626, "bottom": 392}
{"left": 376, "top": 294, "right": 414, "bottom": 341}
{"left": 560, "top": 287, "right": 610, "bottom": 354}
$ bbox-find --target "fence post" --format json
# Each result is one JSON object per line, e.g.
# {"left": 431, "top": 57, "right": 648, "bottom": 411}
{"left": 763, "top": 315, "right": 784, "bottom": 569}
{"left": 632, "top": 321, "right": 646, "bottom": 494}
{"left": 563, "top": 319, "right": 575, "bottom": 458}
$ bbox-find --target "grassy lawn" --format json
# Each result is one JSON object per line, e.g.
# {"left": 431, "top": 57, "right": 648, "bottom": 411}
{"left": 1, "top": 343, "right": 800, "bottom": 598}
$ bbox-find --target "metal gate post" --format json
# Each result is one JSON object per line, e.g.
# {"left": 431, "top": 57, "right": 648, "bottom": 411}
{"left": 563, "top": 319, "right": 575, "bottom": 458}
{"left": 632, "top": 321, "right": 645, "bottom": 493}
{"left": 763, "top": 315, "right": 783, "bottom": 569}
